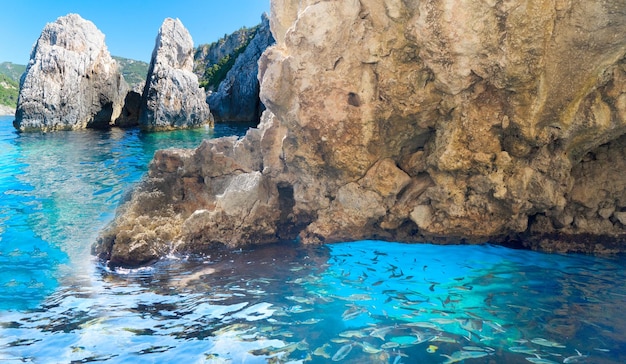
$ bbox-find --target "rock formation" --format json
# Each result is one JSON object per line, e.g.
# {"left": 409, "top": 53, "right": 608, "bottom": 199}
{"left": 96, "top": 0, "right": 626, "bottom": 267}
{"left": 139, "top": 18, "right": 212, "bottom": 130}
{"left": 194, "top": 25, "right": 258, "bottom": 77}
{"left": 14, "top": 14, "right": 128, "bottom": 132}
{"left": 207, "top": 14, "right": 275, "bottom": 123}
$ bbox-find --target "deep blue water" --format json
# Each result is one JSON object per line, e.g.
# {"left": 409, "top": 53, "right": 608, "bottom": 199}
{"left": 0, "top": 115, "right": 625, "bottom": 363}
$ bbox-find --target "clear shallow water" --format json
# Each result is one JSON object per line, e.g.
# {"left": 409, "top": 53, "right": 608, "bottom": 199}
{"left": 0, "top": 116, "right": 625, "bottom": 363}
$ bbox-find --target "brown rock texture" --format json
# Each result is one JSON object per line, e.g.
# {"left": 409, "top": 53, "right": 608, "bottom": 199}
{"left": 95, "top": 0, "right": 626, "bottom": 266}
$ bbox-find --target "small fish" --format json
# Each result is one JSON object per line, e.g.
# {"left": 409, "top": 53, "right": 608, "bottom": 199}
{"left": 483, "top": 320, "right": 506, "bottom": 333}
{"left": 286, "top": 305, "right": 313, "bottom": 314}
{"left": 426, "top": 345, "right": 438, "bottom": 353}
{"left": 341, "top": 306, "right": 366, "bottom": 320}
{"left": 358, "top": 341, "right": 382, "bottom": 354}
{"left": 313, "top": 343, "right": 332, "bottom": 358}
{"left": 299, "top": 318, "right": 322, "bottom": 325}
{"left": 339, "top": 330, "right": 368, "bottom": 338}
{"left": 440, "top": 350, "right": 488, "bottom": 364}
{"left": 462, "top": 346, "right": 488, "bottom": 352}
{"left": 332, "top": 343, "right": 353, "bottom": 361}
{"left": 509, "top": 346, "right": 537, "bottom": 355}
{"left": 563, "top": 349, "right": 589, "bottom": 363}
{"left": 372, "top": 280, "right": 384, "bottom": 286}
{"left": 430, "top": 335, "right": 457, "bottom": 344}
{"left": 524, "top": 356, "right": 559, "bottom": 364}
{"left": 381, "top": 342, "right": 400, "bottom": 349}
{"left": 369, "top": 326, "right": 394, "bottom": 340}
{"left": 452, "top": 285, "right": 473, "bottom": 291}
{"left": 345, "top": 294, "right": 373, "bottom": 301}
{"left": 412, "top": 332, "right": 438, "bottom": 344}
{"left": 531, "top": 338, "right": 566, "bottom": 348}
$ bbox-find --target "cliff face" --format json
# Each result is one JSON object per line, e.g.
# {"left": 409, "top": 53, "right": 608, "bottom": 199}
{"left": 194, "top": 26, "right": 256, "bottom": 78}
{"left": 96, "top": 0, "right": 626, "bottom": 266}
{"left": 14, "top": 14, "right": 128, "bottom": 132}
{"left": 208, "top": 15, "right": 275, "bottom": 122}
{"left": 139, "top": 18, "right": 213, "bottom": 130}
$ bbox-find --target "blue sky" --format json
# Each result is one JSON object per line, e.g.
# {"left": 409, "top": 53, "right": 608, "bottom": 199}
{"left": 0, "top": 0, "right": 270, "bottom": 64}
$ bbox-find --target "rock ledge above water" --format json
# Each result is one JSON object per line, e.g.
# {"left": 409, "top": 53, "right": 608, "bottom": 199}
{"left": 96, "top": 0, "right": 626, "bottom": 267}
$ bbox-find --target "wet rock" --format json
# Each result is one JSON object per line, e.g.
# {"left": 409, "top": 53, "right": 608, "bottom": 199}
{"left": 139, "top": 18, "right": 212, "bottom": 130}
{"left": 14, "top": 13, "right": 128, "bottom": 132}
{"left": 96, "top": 0, "right": 626, "bottom": 266}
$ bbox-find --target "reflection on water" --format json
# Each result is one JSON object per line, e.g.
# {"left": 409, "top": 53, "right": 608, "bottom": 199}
{"left": 0, "top": 118, "right": 251, "bottom": 310}
{"left": 1, "top": 241, "right": 625, "bottom": 363}
{"left": 1, "top": 117, "right": 625, "bottom": 363}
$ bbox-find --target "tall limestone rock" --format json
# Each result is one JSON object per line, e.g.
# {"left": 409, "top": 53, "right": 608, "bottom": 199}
{"left": 14, "top": 14, "right": 128, "bottom": 132}
{"left": 207, "top": 14, "right": 275, "bottom": 122}
{"left": 96, "top": 0, "right": 626, "bottom": 267}
{"left": 139, "top": 18, "right": 212, "bottom": 130}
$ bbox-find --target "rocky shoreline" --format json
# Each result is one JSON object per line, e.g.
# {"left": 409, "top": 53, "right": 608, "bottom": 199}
{"left": 95, "top": 0, "right": 626, "bottom": 267}
{"left": 0, "top": 105, "right": 14, "bottom": 116}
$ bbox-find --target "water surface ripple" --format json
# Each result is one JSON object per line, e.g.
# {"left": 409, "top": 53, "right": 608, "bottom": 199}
{"left": 0, "top": 116, "right": 625, "bottom": 363}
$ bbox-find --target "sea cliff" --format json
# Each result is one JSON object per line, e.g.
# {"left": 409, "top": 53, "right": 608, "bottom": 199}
{"left": 96, "top": 0, "right": 626, "bottom": 266}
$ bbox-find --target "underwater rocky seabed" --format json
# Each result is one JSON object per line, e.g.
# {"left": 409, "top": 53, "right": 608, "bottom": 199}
{"left": 0, "top": 115, "right": 625, "bottom": 363}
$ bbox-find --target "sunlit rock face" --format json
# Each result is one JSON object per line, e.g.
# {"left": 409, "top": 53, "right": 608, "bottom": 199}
{"left": 96, "top": 0, "right": 626, "bottom": 266}
{"left": 139, "top": 18, "right": 213, "bottom": 130}
{"left": 208, "top": 14, "right": 275, "bottom": 123}
{"left": 14, "top": 13, "right": 128, "bottom": 132}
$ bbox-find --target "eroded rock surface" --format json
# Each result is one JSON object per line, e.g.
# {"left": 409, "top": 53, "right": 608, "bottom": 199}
{"left": 208, "top": 14, "right": 275, "bottom": 122}
{"left": 14, "top": 14, "right": 128, "bottom": 132}
{"left": 96, "top": 0, "right": 626, "bottom": 266}
{"left": 139, "top": 18, "right": 212, "bottom": 130}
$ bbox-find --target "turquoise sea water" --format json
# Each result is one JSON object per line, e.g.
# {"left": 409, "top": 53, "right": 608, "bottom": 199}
{"left": 0, "top": 115, "right": 625, "bottom": 363}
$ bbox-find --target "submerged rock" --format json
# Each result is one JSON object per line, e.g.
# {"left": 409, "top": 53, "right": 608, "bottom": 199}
{"left": 139, "top": 18, "right": 213, "bottom": 130}
{"left": 207, "top": 14, "right": 275, "bottom": 123}
{"left": 96, "top": 0, "right": 626, "bottom": 266}
{"left": 14, "top": 13, "right": 128, "bottom": 132}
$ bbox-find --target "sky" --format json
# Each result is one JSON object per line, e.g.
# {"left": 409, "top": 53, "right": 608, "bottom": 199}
{"left": 0, "top": 0, "right": 270, "bottom": 64}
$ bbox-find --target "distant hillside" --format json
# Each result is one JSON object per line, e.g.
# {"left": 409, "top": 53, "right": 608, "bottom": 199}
{"left": 0, "top": 62, "right": 26, "bottom": 83}
{"left": 113, "top": 56, "right": 149, "bottom": 88}
{"left": 194, "top": 24, "right": 261, "bottom": 91}
{"left": 0, "top": 73, "right": 19, "bottom": 108}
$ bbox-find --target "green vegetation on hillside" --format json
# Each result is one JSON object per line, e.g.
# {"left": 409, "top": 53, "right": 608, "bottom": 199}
{"left": 113, "top": 56, "right": 149, "bottom": 88}
{"left": 0, "top": 62, "right": 26, "bottom": 83}
{"left": 199, "top": 25, "right": 259, "bottom": 90}
{"left": 0, "top": 73, "right": 19, "bottom": 107}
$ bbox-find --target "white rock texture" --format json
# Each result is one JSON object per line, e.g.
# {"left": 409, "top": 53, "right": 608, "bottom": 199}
{"left": 14, "top": 14, "right": 128, "bottom": 132}
{"left": 139, "top": 18, "right": 213, "bottom": 130}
